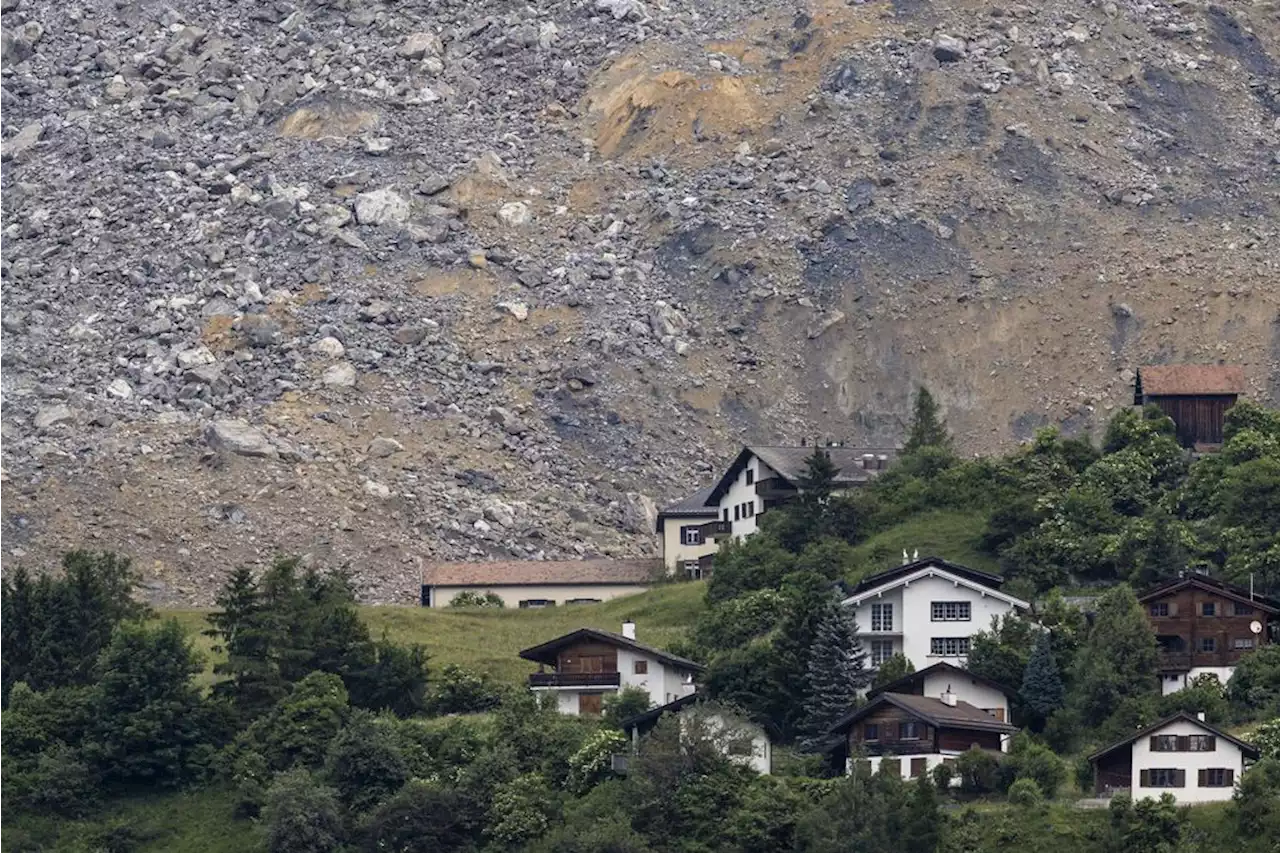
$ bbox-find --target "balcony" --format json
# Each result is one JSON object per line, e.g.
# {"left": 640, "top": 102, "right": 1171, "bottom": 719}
{"left": 1157, "top": 652, "right": 1192, "bottom": 671}
{"left": 755, "top": 477, "right": 797, "bottom": 501}
{"left": 528, "top": 671, "right": 621, "bottom": 688}
{"left": 697, "top": 520, "right": 732, "bottom": 540}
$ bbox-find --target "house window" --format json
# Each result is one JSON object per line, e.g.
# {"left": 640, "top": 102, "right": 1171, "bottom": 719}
{"left": 681, "top": 526, "right": 703, "bottom": 546}
{"left": 911, "top": 758, "right": 928, "bottom": 778}
{"left": 871, "top": 640, "right": 894, "bottom": 666}
{"left": 734, "top": 505, "right": 741, "bottom": 521}
{"left": 931, "top": 601, "right": 971, "bottom": 622}
{"left": 634, "top": 660, "right": 648, "bottom": 675}
{"left": 746, "top": 469, "right": 755, "bottom": 486}
{"left": 1200, "top": 768, "right": 1233, "bottom": 787}
{"left": 1142, "top": 769, "right": 1185, "bottom": 788}
{"left": 1200, "top": 637, "right": 1217, "bottom": 653}
{"left": 899, "top": 722, "right": 920, "bottom": 740}
{"left": 684, "top": 561, "right": 704, "bottom": 581}
{"left": 1235, "top": 603, "right": 1254, "bottom": 616}
{"left": 1188, "top": 735, "right": 1216, "bottom": 752}
{"left": 518, "top": 599, "right": 555, "bottom": 609}
{"left": 566, "top": 598, "right": 601, "bottom": 605}
{"left": 864, "top": 723, "right": 879, "bottom": 741}
{"left": 930, "top": 637, "right": 971, "bottom": 657}
{"left": 723, "top": 508, "right": 729, "bottom": 523}
{"left": 871, "top": 603, "right": 894, "bottom": 632}
{"left": 1234, "top": 638, "right": 1255, "bottom": 650}
{"left": 1151, "top": 735, "right": 1180, "bottom": 752}
{"left": 1202, "top": 602, "right": 1216, "bottom": 616}
{"left": 1150, "top": 603, "right": 1170, "bottom": 617}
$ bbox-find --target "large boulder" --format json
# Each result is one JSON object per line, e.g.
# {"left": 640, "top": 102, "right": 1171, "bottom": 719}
{"left": 354, "top": 189, "right": 410, "bottom": 227}
{"left": 204, "top": 420, "right": 278, "bottom": 459}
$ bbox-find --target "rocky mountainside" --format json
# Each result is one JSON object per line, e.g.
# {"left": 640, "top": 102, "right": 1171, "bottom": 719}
{"left": 3, "top": 0, "right": 1279, "bottom": 604}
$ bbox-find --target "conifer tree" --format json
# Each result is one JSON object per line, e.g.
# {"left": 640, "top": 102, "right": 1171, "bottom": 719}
{"left": 798, "top": 602, "right": 870, "bottom": 751}
{"left": 797, "top": 447, "right": 840, "bottom": 503}
{"left": 1069, "top": 584, "right": 1159, "bottom": 729}
{"left": 903, "top": 387, "right": 953, "bottom": 453}
{"left": 1021, "top": 631, "right": 1065, "bottom": 729}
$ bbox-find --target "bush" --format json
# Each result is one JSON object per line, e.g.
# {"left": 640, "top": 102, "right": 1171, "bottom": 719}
{"left": 1001, "top": 737, "right": 1065, "bottom": 798}
{"left": 603, "top": 686, "right": 653, "bottom": 729}
{"left": 324, "top": 712, "right": 408, "bottom": 814}
{"left": 262, "top": 767, "right": 345, "bottom": 853}
{"left": 12, "top": 742, "right": 99, "bottom": 816}
{"left": 930, "top": 762, "right": 954, "bottom": 791}
{"left": 359, "top": 780, "right": 474, "bottom": 853}
{"left": 955, "top": 747, "right": 1001, "bottom": 795}
{"left": 1007, "top": 777, "right": 1045, "bottom": 808}
{"left": 428, "top": 664, "right": 503, "bottom": 715}
{"left": 1252, "top": 718, "right": 1280, "bottom": 760}
{"left": 450, "top": 591, "right": 504, "bottom": 608}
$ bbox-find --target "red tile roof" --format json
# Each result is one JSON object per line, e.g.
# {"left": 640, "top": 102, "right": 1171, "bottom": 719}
{"left": 1139, "top": 365, "right": 1244, "bottom": 396}
{"left": 422, "top": 558, "right": 662, "bottom": 587}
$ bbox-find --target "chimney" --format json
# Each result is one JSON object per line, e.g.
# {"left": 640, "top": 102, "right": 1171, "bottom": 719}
{"left": 622, "top": 620, "right": 636, "bottom": 641}
{"left": 941, "top": 685, "right": 957, "bottom": 707}
{"left": 1197, "top": 711, "right": 1205, "bottom": 722}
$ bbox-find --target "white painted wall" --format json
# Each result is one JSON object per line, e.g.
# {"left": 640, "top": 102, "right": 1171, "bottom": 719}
{"left": 536, "top": 652, "right": 697, "bottom": 716}
{"left": 848, "top": 572, "right": 1024, "bottom": 669}
{"left": 429, "top": 583, "right": 651, "bottom": 609}
{"left": 660, "top": 520, "right": 719, "bottom": 573}
{"left": 718, "top": 455, "right": 770, "bottom": 539}
{"left": 1131, "top": 719, "right": 1248, "bottom": 803}
{"left": 921, "top": 672, "right": 1009, "bottom": 722}
{"left": 853, "top": 753, "right": 963, "bottom": 786}
{"left": 694, "top": 712, "right": 772, "bottom": 775}
{"left": 1160, "top": 666, "right": 1235, "bottom": 696}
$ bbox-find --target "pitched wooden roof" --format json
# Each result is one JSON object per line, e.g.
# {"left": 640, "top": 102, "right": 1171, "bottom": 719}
{"left": 1137, "top": 365, "right": 1244, "bottom": 396}
{"left": 1088, "top": 712, "right": 1261, "bottom": 763}
{"left": 421, "top": 558, "right": 661, "bottom": 587}
{"left": 1138, "top": 573, "right": 1280, "bottom": 614}
{"left": 518, "top": 627, "right": 705, "bottom": 672}
{"left": 827, "top": 691, "right": 1018, "bottom": 736}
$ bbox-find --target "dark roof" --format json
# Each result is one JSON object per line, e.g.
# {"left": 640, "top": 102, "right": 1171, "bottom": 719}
{"left": 707, "top": 445, "right": 898, "bottom": 504}
{"left": 656, "top": 485, "right": 719, "bottom": 532}
{"left": 850, "top": 557, "right": 1005, "bottom": 596}
{"left": 866, "top": 662, "right": 1018, "bottom": 702}
{"left": 518, "top": 627, "right": 705, "bottom": 673}
{"left": 1088, "top": 712, "right": 1261, "bottom": 763}
{"left": 620, "top": 691, "right": 704, "bottom": 732}
{"left": 1138, "top": 574, "right": 1280, "bottom": 614}
{"left": 1137, "top": 365, "right": 1245, "bottom": 397}
{"left": 827, "top": 692, "right": 1018, "bottom": 737}
{"left": 422, "top": 558, "right": 661, "bottom": 587}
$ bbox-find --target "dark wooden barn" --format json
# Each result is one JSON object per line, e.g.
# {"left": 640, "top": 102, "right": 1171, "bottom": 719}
{"left": 1133, "top": 365, "right": 1244, "bottom": 448}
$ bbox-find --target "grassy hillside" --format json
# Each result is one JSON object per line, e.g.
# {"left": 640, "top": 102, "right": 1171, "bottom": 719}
{"left": 844, "top": 509, "right": 997, "bottom": 582}
{"left": 5, "top": 787, "right": 259, "bottom": 853}
{"left": 164, "top": 580, "right": 708, "bottom": 688}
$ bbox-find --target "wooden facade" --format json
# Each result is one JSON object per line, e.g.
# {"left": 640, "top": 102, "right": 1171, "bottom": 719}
{"left": 1133, "top": 365, "right": 1245, "bottom": 448}
{"left": 1094, "top": 745, "right": 1132, "bottom": 794}
{"left": 1145, "top": 585, "right": 1272, "bottom": 671}
{"left": 1143, "top": 394, "right": 1236, "bottom": 447}
{"left": 847, "top": 703, "right": 1002, "bottom": 757}
{"left": 557, "top": 641, "right": 620, "bottom": 674}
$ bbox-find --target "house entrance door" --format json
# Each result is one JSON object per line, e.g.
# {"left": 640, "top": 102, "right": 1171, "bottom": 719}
{"left": 579, "top": 693, "right": 604, "bottom": 716}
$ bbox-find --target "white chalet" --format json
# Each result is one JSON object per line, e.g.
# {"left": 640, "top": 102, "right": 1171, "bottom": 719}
{"left": 519, "top": 622, "right": 701, "bottom": 716}
{"left": 841, "top": 558, "right": 1030, "bottom": 670}
{"left": 868, "top": 661, "right": 1016, "bottom": 727}
{"left": 1089, "top": 712, "right": 1261, "bottom": 804}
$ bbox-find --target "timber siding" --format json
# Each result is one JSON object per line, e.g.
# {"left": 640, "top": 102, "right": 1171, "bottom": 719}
{"left": 1145, "top": 394, "right": 1236, "bottom": 446}
{"left": 1146, "top": 587, "right": 1269, "bottom": 670}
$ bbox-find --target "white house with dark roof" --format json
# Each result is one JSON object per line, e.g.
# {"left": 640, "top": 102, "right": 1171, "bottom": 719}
{"left": 657, "top": 444, "right": 896, "bottom": 576}
{"left": 420, "top": 559, "right": 661, "bottom": 608}
{"left": 620, "top": 692, "right": 773, "bottom": 774}
{"left": 841, "top": 557, "right": 1029, "bottom": 670}
{"left": 519, "top": 622, "right": 702, "bottom": 716}
{"left": 867, "top": 661, "right": 1016, "bottom": 726}
{"left": 1089, "top": 712, "right": 1261, "bottom": 803}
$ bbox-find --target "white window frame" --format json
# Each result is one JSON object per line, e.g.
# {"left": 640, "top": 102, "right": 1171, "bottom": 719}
{"left": 930, "top": 601, "right": 971, "bottom": 622}
{"left": 681, "top": 526, "right": 703, "bottom": 546}
{"left": 871, "top": 603, "right": 894, "bottom": 632}
{"left": 870, "top": 639, "right": 894, "bottom": 666}
{"left": 930, "top": 637, "right": 971, "bottom": 657}
{"left": 684, "top": 561, "right": 703, "bottom": 581}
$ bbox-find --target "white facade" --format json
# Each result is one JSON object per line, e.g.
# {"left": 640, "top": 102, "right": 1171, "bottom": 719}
{"left": 1131, "top": 719, "right": 1251, "bottom": 804}
{"left": 718, "top": 454, "right": 770, "bottom": 539}
{"left": 687, "top": 710, "right": 772, "bottom": 775}
{"left": 919, "top": 670, "right": 1010, "bottom": 728}
{"left": 659, "top": 519, "right": 719, "bottom": 575}
{"left": 857, "top": 753, "right": 962, "bottom": 785}
{"left": 1160, "top": 666, "right": 1235, "bottom": 697}
{"left": 428, "top": 583, "right": 651, "bottom": 609}
{"left": 843, "top": 568, "right": 1029, "bottom": 669}
{"left": 534, "top": 647, "right": 698, "bottom": 717}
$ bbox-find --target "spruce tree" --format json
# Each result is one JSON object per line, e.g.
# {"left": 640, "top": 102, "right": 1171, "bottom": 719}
{"left": 1020, "top": 631, "right": 1065, "bottom": 728}
{"left": 903, "top": 387, "right": 953, "bottom": 453}
{"left": 207, "top": 565, "right": 286, "bottom": 718}
{"left": 1069, "top": 584, "right": 1159, "bottom": 729}
{"left": 798, "top": 601, "right": 870, "bottom": 751}
{"left": 797, "top": 447, "right": 840, "bottom": 502}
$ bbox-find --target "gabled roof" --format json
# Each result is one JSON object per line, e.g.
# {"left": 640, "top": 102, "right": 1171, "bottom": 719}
{"left": 656, "top": 485, "right": 719, "bottom": 532}
{"left": 867, "top": 662, "right": 1018, "bottom": 702}
{"left": 842, "top": 558, "right": 1029, "bottom": 610}
{"left": 707, "top": 445, "right": 897, "bottom": 505}
{"left": 828, "top": 692, "right": 1018, "bottom": 737}
{"left": 422, "top": 558, "right": 661, "bottom": 587}
{"left": 518, "top": 627, "right": 705, "bottom": 673}
{"left": 1138, "top": 574, "right": 1280, "bottom": 614}
{"left": 1137, "top": 365, "right": 1245, "bottom": 397}
{"left": 620, "top": 691, "right": 704, "bottom": 732}
{"left": 1088, "top": 712, "right": 1261, "bottom": 763}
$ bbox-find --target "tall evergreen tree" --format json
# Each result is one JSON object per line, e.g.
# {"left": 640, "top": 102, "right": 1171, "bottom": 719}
{"left": 903, "top": 387, "right": 953, "bottom": 453}
{"left": 901, "top": 775, "right": 942, "bottom": 853}
{"left": 771, "top": 572, "right": 843, "bottom": 741}
{"left": 794, "top": 448, "right": 841, "bottom": 544}
{"left": 1021, "top": 631, "right": 1065, "bottom": 730}
{"left": 1070, "top": 584, "right": 1159, "bottom": 729}
{"left": 798, "top": 601, "right": 870, "bottom": 751}
{"left": 207, "top": 566, "right": 285, "bottom": 719}
{"left": 797, "top": 447, "right": 840, "bottom": 503}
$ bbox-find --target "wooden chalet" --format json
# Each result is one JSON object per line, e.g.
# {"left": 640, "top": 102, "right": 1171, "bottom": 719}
{"left": 1133, "top": 365, "right": 1244, "bottom": 448}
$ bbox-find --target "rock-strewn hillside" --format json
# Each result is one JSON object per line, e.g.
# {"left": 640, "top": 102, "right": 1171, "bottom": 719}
{"left": 3, "top": 0, "right": 1279, "bottom": 603}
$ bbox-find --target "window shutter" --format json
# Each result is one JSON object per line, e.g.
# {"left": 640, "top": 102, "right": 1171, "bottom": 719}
{"left": 1175, "top": 769, "right": 1186, "bottom": 787}
{"left": 1168, "top": 601, "right": 1178, "bottom": 616}
{"left": 1226, "top": 769, "right": 1234, "bottom": 785}
{"left": 1177, "top": 736, "right": 1190, "bottom": 751}
{"left": 1198, "top": 769, "right": 1207, "bottom": 787}
{"left": 1207, "top": 736, "right": 1216, "bottom": 752}
{"left": 1140, "top": 770, "right": 1150, "bottom": 787}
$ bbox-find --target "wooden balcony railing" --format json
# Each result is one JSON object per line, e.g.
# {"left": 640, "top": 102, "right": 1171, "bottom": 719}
{"left": 528, "top": 671, "right": 622, "bottom": 688}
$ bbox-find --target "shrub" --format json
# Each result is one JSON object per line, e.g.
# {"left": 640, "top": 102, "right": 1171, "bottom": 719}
{"left": 1007, "top": 777, "right": 1045, "bottom": 808}
{"left": 359, "top": 780, "right": 474, "bottom": 853}
{"left": 486, "top": 772, "right": 560, "bottom": 848}
{"left": 955, "top": 747, "right": 1001, "bottom": 795}
{"left": 428, "top": 664, "right": 503, "bottom": 715}
{"left": 324, "top": 712, "right": 408, "bottom": 814}
{"left": 1001, "top": 737, "right": 1065, "bottom": 798}
{"left": 13, "top": 742, "right": 99, "bottom": 816}
{"left": 262, "top": 767, "right": 345, "bottom": 853}
{"left": 1252, "top": 718, "right": 1280, "bottom": 760}
{"left": 603, "top": 686, "right": 653, "bottom": 729}
{"left": 930, "top": 762, "right": 954, "bottom": 790}
{"left": 449, "top": 591, "right": 504, "bottom": 608}
{"left": 567, "top": 729, "right": 627, "bottom": 795}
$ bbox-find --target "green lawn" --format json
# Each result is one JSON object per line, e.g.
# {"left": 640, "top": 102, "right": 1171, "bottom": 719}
{"left": 4, "top": 787, "right": 259, "bottom": 853}
{"left": 844, "top": 509, "right": 998, "bottom": 582}
{"left": 162, "top": 580, "right": 708, "bottom": 688}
